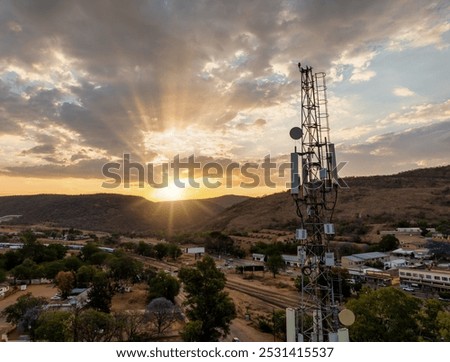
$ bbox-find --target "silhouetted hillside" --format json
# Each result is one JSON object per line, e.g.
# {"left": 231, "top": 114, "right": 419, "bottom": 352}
{"left": 0, "top": 166, "right": 448, "bottom": 235}
{"left": 0, "top": 193, "right": 248, "bottom": 234}
{"left": 206, "top": 165, "right": 450, "bottom": 232}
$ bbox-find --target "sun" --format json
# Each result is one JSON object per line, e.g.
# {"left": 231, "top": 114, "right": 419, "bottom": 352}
{"left": 152, "top": 182, "right": 186, "bottom": 201}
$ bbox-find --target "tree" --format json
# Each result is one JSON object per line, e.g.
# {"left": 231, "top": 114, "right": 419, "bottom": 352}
{"left": 154, "top": 243, "right": 169, "bottom": 260}
{"left": 113, "top": 310, "right": 147, "bottom": 342}
{"left": 205, "top": 231, "right": 234, "bottom": 256}
{"left": 167, "top": 243, "right": 182, "bottom": 260}
{"left": 266, "top": 254, "right": 285, "bottom": 278}
{"left": 41, "top": 260, "right": 66, "bottom": 279}
{"left": 418, "top": 299, "right": 444, "bottom": 341}
{"left": 148, "top": 271, "right": 180, "bottom": 303}
{"left": 109, "top": 255, "right": 143, "bottom": 283}
{"left": 146, "top": 297, "right": 182, "bottom": 335}
{"left": 1, "top": 293, "right": 46, "bottom": 333}
{"left": 378, "top": 234, "right": 400, "bottom": 252}
{"left": 76, "top": 265, "right": 97, "bottom": 288}
{"left": 64, "top": 256, "right": 83, "bottom": 271}
{"left": 75, "top": 309, "right": 116, "bottom": 342}
{"left": 87, "top": 272, "right": 114, "bottom": 313}
{"left": 46, "top": 243, "right": 68, "bottom": 260}
{"left": 178, "top": 256, "right": 236, "bottom": 341}
{"left": 34, "top": 311, "right": 73, "bottom": 341}
{"left": 55, "top": 271, "right": 75, "bottom": 299}
{"left": 136, "top": 241, "right": 154, "bottom": 257}
{"left": 11, "top": 258, "right": 41, "bottom": 283}
{"left": 256, "top": 309, "right": 286, "bottom": 341}
{"left": 80, "top": 243, "right": 101, "bottom": 262}
{"left": 3, "top": 250, "right": 23, "bottom": 270}
{"left": 0, "top": 268, "right": 6, "bottom": 283}
{"left": 346, "top": 287, "right": 420, "bottom": 341}
{"left": 437, "top": 311, "right": 450, "bottom": 341}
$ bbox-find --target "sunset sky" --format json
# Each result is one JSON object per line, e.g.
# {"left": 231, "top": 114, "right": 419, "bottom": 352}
{"left": 0, "top": 0, "right": 449, "bottom": 201}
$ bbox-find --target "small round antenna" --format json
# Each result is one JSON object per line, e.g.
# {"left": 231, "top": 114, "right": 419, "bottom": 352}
{"left": 289, "top": 127, "right": 302, "bottom": 140}
{"left": 338, "top": 309, "right": 355, "bottom": 326}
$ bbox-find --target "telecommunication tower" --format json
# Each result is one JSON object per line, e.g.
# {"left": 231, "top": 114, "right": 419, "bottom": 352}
{"left": 289, "top": 63, "right": 341, "bottom": 342}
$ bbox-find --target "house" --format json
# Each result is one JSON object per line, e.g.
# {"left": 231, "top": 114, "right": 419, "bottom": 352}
{"left": 384, "top": 258, "right": 407, "bottom": 270}
{"left": 341, "top": 252, "right": 389, "bottom": 269}
{"left": 281, "top": 254, "right": 301, "bottom": 267}
{"left": 391, "top": 248, "right": 431, "bottom": 259}
{"left": 252, "top": 253, "right": 265, "bottom": 262}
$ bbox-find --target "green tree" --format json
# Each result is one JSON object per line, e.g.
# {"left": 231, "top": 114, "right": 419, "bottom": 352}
{"left": 154, "top": 243, "right": 169, "bottom": 260}
{"left": 178, "top": 256, "right": 236, "bottom": 341}
{"left": 87, "top": 272, "right": 114, "bottom": 313}
{"left": 136, "top": 241, "right": 154, "bottom": 257}
{"left": 0, "top": 293, "right": 46, "bottom": 333}
{"left": 266, "top": 254, "right": 285, "bottom": 278}
{"left": 418, "top": 299, "right": 444, "bottom": 341}
{"left": 80, "top": 243, "right": 101, "bottom": 262}
{"left": 34, "top": 311, "right": 73, "bottom": 341}
{"left": 346, "top": 287, "right": 420, "bottom": 341}
{"left": 75, "top": 309, "right": 116, "bottom": 342}
{"left": 148, "top": 271, "right": 180, "bottom": 303}
{"left": 64, "top": 256, "right": 83, "bottom": 271}
{"left": 3, "top": 250, "right": 23, "bottom": 270}
{"left": 167, "top": 243, "right": 182, "bottom": 260}
{"left": 76, "top": 265, "right": 97, "bottom": 288}
{"left": 46, "top": 244, "right": 68, "bottom": 260}
{"left": 437, "top": 311, "right": 450, "bottom": 341}
{"left": 109, "top": 255, "right": 143, "bottom": 283}
{"left": 41, "top": 260, "right": 66, "bottom": 279}
{"left": 89, "top": 251, "right": 112, "bottom": 266}
{"left": 0, "top": 268, "right": 6, "bottom": 283}
{"left": 55, "top": 271, "right": 75, "bottom": 299}
{"left": 205, "top": 231, "right": 234, "bottom": 256}
{"left": 11, "top": 258, "right": 41, "bottom": 283}
{"left": 378, "top": 234, "right": 400, "bottom": 252}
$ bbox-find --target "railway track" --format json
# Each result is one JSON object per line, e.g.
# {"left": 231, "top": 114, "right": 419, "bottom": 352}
{"left": 225, "top": 279, "right": 317, "bottom": 310}
{"left": 132, "top": 253, "right": 315, "bottom": 310}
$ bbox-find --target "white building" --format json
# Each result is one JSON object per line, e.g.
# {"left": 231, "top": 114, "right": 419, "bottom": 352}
{"left": 282, "top": 254, "right": 301, "bottom": 267}
{"left": 384, "top": 258, "right": 407, "bottom": 270}
{"left": 399, "top": 267, "right": 450, "bottom": 291}
{"left": 252, "top": 253, "right": 265, "bottom": 262}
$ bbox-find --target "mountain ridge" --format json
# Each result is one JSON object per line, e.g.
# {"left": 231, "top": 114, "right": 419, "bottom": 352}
{"left": 0, "top": 165, "right": 448, "bottom": 234}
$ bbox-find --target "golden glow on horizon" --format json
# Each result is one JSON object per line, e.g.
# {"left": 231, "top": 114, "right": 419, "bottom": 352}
{"left": 151, "top": 182, "right": 187, "bottom": 201}
{"left": 0, "top": 175, "right": 288, "bottom": 202}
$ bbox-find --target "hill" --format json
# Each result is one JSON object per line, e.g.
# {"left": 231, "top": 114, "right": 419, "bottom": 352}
{"left": 0, "top": 165, "right": 448, "bottom": 236}
{"left": 205, "top": 165, "right": 450, "bottom": 233}
{"left": 0, "top": 193, "right": 249, "bottom": 234}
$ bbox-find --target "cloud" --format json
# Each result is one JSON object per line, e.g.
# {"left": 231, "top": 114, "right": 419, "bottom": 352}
{"left": 393, "top": 87, "right": 415, "bottom": 97}
{"left": 339, "top": 121, "right": 450, "bottom": 176}
{"left": 1, "top": 157, "right": 111, "bottom": 179}
{"left": 21, "top": 144, "right": 55, "bottom": 155}
{"left": 0, "top": 0, "right": 448, "bottom": 182}
{"left": 378, "top": 99, "right": 450, "bottom": 125}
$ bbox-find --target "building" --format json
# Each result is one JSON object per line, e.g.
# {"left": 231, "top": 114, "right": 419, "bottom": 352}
{"left": 341, "top": 252, "right": 389, "bottom": 269}
{"left": 281, "top": 254, "right": 301, "bottom": 267}
{"left": 391, "top": 248, "right": 431, "bottom": 259}
{"left": 384, "top": 258, "right": 407, "bottom": 270}
{"left": 252, "top": 253, "right": 265, "bottom": 262}
{"left": 399, "top": 267, "right": 450, "bottom": 291}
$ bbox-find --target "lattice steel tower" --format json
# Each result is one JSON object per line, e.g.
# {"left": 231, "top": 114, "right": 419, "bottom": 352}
{"left": 289, "top": 63, "right": 340, "bottom": 342}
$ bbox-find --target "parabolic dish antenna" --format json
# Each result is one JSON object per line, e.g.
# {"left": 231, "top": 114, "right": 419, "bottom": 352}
{"left": 289, "top": 127, "right": 303, "bottom": 140}
{"left": 338, "top": 309, "right": 355, "bottom": 326}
